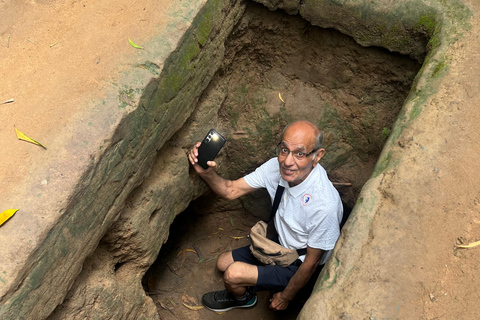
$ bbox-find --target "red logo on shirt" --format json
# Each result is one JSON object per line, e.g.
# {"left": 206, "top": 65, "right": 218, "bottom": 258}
{"left": 302, "top": 194, "right": 312, "bottom": 206}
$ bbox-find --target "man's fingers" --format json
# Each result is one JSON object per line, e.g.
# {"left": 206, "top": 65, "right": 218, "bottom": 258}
{"left": 188, "top": 142, "right": 202, "bottom": 165}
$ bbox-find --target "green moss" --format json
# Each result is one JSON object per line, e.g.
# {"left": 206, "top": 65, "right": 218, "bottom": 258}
{"left": 316, "top": 257, "right": 339, "bottom": 290}
{"left": 415, "top": 12, "right": 437, "bottom": 36}
{"left": 431, "top": 59, "right": 448, "bottom": 78}
{"left": 195, "top": 0, "right": 221, "bottom": 46}
{"left": 371, "top": 150, "right": 392, "bottom": 178}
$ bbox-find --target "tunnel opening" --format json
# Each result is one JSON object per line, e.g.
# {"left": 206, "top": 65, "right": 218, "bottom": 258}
{"left": 143, "top": 1, "right": 422, "bottom": 319}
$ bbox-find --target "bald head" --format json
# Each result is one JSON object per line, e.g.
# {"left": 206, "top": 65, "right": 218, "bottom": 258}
{"left": 280, "top": 121, "right": 323, "bottom": 150}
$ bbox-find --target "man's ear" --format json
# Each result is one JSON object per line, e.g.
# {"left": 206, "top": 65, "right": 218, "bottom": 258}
{"left": 312, "top": 148, "right": 325, "bottom": 167}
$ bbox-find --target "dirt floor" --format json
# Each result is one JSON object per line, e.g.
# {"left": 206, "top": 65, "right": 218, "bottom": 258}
{"left": 144, "top": 200, "right": 308, "bottom": 320}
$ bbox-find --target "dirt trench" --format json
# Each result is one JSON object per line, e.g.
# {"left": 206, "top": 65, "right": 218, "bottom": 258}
{"left": 140, "top": 2, "right": 421, "bottom": 319}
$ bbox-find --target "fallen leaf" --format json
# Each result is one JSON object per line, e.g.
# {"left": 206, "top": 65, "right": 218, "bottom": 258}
{"left": 1, "top": 98, "right": 14, "bottom": 105}
{"left": 182, "top": 294, "right": 197, "bottom": 305}
{"left": 213, "top": 227, "right": 224, "bottom": 235}
{"left": 182, "top": 303, "right": 204, "bottom": 311}
{"left": 230, "top": 236, "right": 244, "bottom": 240}
{"left": 200, "top": 255, "right": 218, "bottom": 263}
{"left": 457, "top": 240, "right": 480, "bottom": 248}
{"left": 166, "top": 298, "right": 177, "bottom": 307}
{"left": 180, "top": 250, "right": 186, "bottom": 268}
{"left": 0, "top": 209, "right": 18, "bottom": 227}
{"left": 279, "top": 92, "right": 285, "bottom": 103}
{"left": 15, "top": 127, "right": 47, "bottom": 149}
{"left": 190, "top": 244, "right": 203, "bottom": 261}
{"left": 128, "top": 38, "right": 143, "bottom": 49}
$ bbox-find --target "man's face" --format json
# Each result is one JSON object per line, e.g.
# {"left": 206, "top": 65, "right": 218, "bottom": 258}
{"left": 277, "top": 124, "right": 324, "bottom": 187}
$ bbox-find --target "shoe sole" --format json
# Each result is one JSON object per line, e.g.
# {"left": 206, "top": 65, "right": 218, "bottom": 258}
{"left": 203, "top": 296, "right": 257, "bottom": 312}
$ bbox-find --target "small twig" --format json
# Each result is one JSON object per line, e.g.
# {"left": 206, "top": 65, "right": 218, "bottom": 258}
{"left": 1, "top": 99, "right": 14, "bottom": 105}
{"left": 7, "top": 36, "right": 10, "bottom": 48}
{"left": 26, "top": 38, "right": 36, "bottom": 45}
{"left": 332, "top": 182, "right": 352, "bottom": 187}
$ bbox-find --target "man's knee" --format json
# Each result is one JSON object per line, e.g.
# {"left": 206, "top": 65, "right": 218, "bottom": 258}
{"left": 223, "top": 262, "right": 243, "bottom": 285}
{"left": 217, "top": 251, "right": 234, "bottom": 272}
{"left": 223, "top": 261, "right": 258, "bottom": 286}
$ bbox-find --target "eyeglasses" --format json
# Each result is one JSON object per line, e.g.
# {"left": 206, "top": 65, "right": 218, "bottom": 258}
{"left": 276, "top": 144, "right": 317, "bottom": 161}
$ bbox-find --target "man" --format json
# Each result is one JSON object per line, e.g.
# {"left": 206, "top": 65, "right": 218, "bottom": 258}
{"left": 188, "top": 120, "right": 343, "bottom": 312}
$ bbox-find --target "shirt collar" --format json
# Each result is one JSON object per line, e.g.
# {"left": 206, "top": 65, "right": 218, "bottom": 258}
{"left": 279, "top": 165, "right": 319, "bottom": 198}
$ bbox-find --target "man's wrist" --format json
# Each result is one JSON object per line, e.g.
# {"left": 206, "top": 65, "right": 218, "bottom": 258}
{"left": 279, "top": 290, "right": 294, "bottom": 302}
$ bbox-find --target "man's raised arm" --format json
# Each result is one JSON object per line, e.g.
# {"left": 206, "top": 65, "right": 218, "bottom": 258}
{"left": 188, "top": 141, "right": 255, "bottom": 200}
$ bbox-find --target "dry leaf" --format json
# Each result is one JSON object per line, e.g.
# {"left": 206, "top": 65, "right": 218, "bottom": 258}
{"left": 457, "top": 240, "right": 480, "bottom": 248}
{"left": 213, "top": 227, "right": 224, "bottom": 235}
{"left": 279, "top": 92, "right": 285, "bottom": 103}
{"left": 182, "top": 303, "right": 204, "bottom": 311}
{"left": 182, "top": 294, "right": 197, "bottom": 305}
{"left": 180, "top": 250, "right": 186, "bottom": 268}
{"left": 0, "top": 209, "right": 18, "bottom": 227}
{"left": 230, "top": 236, "right": 244, "bottom": 240}
{"left": 15, "top": 127, "right": 46, "bottom": 149}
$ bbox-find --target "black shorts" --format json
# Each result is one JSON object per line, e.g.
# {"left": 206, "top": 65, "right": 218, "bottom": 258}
{"left": 232, "top": 245, "right": 301, "bottom": 292}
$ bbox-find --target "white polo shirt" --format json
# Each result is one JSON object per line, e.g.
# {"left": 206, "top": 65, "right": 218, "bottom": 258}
{"left": 244, "top": 158, "right": 343, "bottom": 264}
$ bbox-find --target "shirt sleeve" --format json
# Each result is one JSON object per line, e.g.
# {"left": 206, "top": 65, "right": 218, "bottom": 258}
{"left": 307, "top": 211, "right": 340, "bottom": 250}
{"left": 306, "top": 194, "right": 343, "bottom": 251}
{"left": 243, "top": 158, "right": 279, "bottom": 189}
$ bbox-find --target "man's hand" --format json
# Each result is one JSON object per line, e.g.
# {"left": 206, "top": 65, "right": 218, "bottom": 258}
{"left": 188, "top": 142, "right": 217, "bottom": 174}
{"left": 269, "top": 291, "right": 291, "bottom": 311}
{"left": 187, "top": 142, "right": 255, "bottom": 200}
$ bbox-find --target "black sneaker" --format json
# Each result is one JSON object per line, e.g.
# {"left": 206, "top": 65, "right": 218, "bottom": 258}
{"left": 202, "top": 289, "right": 257, "bottom": 312}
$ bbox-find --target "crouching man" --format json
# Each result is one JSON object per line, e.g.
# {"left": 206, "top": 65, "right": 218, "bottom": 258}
{"left": 187, "top": 120, "right": 343, "bottom": 312}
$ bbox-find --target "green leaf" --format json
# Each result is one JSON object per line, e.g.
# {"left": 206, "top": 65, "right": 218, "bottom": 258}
{"left": 128, "top": 38, "right": 143, "bottom": 49}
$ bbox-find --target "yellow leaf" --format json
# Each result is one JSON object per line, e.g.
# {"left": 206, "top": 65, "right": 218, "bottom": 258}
{"left": 0, "top": 209, "right": 18, "bottom": 226}
{"left": 457, "top": 240, "right": 480, "bottom": 248}
{"left": 230, "top": 236, "right": 244, "bottom": 240}
{"left": 15, "top": 127, "right": 46, "bottom": 149}
{"left": 128, "top": 38, "right": 143, "bottom": 49}
{"left": 185, "top": 248, "right": 197, "bottom": 254}
{"left": 182, "top": 303, "right": 204, "bottom": 311}
{"left": 213, "top": 228, "right": 224, "bottom": 235}
{"left": 279, "top": 92, "right": 285, "bottom": 103}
